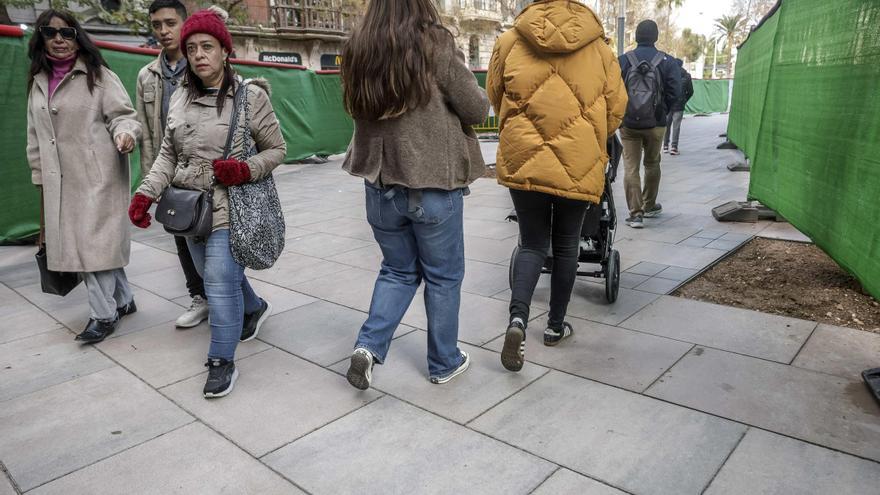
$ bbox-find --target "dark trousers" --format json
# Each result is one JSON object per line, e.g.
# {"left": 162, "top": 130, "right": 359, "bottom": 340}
{"left": 508, "top": 189, "right": 589, "bottom": 330}
{"left": 174, "top": 235, "right": 205, "bottom": 299}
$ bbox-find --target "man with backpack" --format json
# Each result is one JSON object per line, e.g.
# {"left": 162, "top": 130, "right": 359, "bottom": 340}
{"left": 618, "top": 20, "right": 682, "bottom": 228}
{"left": 664, "top": 58, "right": 694, "bottom": 155}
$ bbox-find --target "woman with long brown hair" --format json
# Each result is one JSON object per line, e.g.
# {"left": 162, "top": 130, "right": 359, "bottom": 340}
{"left": 341, "top": 0, "right": 488, "bottom": 389}
{"left": 26, "top": 9, "right": 141, "bottom": 344}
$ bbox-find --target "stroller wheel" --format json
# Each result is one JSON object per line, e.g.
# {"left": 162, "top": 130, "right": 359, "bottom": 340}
{"left": 605, "top": 250, "right": 620, "bottom": 304}
{"left": 509, "top": 245, "right": 519, "bottom": 289}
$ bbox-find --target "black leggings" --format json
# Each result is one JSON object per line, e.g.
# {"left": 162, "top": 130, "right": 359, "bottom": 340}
{"left": 508, "top": 189, "right": 589, "bottom": 329}
{"left": 174, "top": 235, "right": 205, "bottom": 299}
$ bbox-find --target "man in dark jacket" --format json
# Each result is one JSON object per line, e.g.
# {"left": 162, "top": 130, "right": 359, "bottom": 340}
{"left": 664, "top": 58, "right": 694, "bottom": 155}
{"left": 618, "top": 20, "right": 682, "bottom": 228}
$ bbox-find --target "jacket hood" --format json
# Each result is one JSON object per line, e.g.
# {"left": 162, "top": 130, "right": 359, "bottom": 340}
{"left": 515, "top": 0, "right": 605, "bottom": 54}
{"left": 248, "top": 77, "right": 271, "bottom": 96}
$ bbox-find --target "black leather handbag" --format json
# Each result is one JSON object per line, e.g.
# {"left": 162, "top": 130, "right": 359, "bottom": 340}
{"left": 35, "top": 191, "right": 81, "bottom": 296}
{"left": 155, "top": 185, "right": 214, "bottom": 237}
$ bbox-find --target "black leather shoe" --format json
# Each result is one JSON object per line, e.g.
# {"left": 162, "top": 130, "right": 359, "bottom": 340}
{"left": 117, "top": 299, "right": 137, "bottom": 319}
{"left": 75, "top": 318, "right": 116, "bottom": 344}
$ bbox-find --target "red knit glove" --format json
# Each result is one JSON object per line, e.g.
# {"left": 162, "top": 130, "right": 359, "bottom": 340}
{"left": 212, "top": 159, "right": 252, "bottom": 186}
{"left": 128, "top": 193, "right": 154, "bottom": 228}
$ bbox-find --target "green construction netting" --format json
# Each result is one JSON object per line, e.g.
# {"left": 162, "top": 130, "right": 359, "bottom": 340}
{"left": 0, "top": 32, "right": 353, "bottom": 243}
{"left": 684, "top": 79, "right": 731, "bottom": 115}
{"left": 728, "top": 0, "right": 880, "bottom": 299}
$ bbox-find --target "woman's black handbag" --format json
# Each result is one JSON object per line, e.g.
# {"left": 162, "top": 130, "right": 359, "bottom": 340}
{"left": 35, "top": 193, "right": 81, "bottom": 296}
{"left": 155, "top": 185, "right": 214, "bottom": 237}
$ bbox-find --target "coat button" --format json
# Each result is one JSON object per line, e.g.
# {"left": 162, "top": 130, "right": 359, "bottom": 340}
{"left": 50, "top": 138, "right": 55, "bottom": 145}
{"left": 50, "top": 107, "right": 58, "bottom": 114}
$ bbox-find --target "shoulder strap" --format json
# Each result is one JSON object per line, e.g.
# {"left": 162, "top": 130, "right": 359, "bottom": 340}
{"left": 625, "top": 51, "right": 640, "bottom": 69}
{"left": 650, "top": 52, "right": 665, "bottom": 68}
{"left": 222, "top": 78, "right": 253, "bottom": 160}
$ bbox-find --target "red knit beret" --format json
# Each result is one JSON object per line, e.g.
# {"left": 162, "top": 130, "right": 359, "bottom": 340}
{"left": 180, "top": 7, "right": 233, "bottom": 53}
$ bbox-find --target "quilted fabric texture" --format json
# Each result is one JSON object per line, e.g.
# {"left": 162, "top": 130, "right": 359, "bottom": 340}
{"left": 487, "top": 0, "right": 627, "bottom": 203}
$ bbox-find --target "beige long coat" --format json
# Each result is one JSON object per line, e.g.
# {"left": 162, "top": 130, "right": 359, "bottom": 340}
{"left": 26, "top": 59, "right": 142, "bottom": 272}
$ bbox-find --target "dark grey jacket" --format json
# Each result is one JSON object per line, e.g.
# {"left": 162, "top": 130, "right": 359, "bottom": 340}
{"left": 343, "top": 31, "right": 490, "bottom": 190}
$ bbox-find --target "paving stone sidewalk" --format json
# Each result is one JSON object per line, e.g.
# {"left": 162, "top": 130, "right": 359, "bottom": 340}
{"left": 1, "top": 115, "right": 879, "bottom": 494}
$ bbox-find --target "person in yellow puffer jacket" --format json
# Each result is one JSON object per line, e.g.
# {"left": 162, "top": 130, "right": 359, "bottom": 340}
{"left": 487, "top": 0, "right": 627, "bottom": 372}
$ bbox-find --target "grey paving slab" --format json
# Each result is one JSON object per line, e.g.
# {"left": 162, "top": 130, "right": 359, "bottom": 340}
{"left": 705, "top": 238, "right": 745, "bottom": 251}
{"left": 463, "top": 234, "right": 517, "bottom": 264}
{"left": 246, "top": 251, "right": 351, "bottom": 288}
{"left": 620, "top": 296, "right": 816, "bottom": 363}
{"left": 655, "top": 265, "right": 699, "bottom": 282}
{"left": 258, "top": 300, "right": 414, "bottom": 366}
{"left": 403, "top": 290, "right": 522, "bottom": 345}
{"left": 283, "top": 209, "right": 345, "bottom": 228}
{"left": 126, "top": 242, "right": 183, "bottom": 276}
{"left": 0, "top": 329, "right": 114, "bottom": 402}
{"left": 326, "top": 243, "right": 384, "bottom": 270}
{"left": 463, "top": 218, "right": 520, "bottom": 240}
{"left": 239, "top": 277, "right": 317, "bottom": 314}
{"left": 161, "top": 348, "right": 380, "bottom": 457}
{"left": 29, "top": 423, "right": 301, "bottom": 495}
{"left": 290, "top": 265, "right": 381, "bottom": 312}
{"left": 330, "top": 331, "right": 548, "bottom": 423}
{"left": 717, "top": 232, "right": 753, "bottom": 243}
{"left": 624, "top": 261, "right": 669, "bottom": 277}
{"left": 646, "top": 347, "right": 880, "bottom": 462}
{"left": 263, "top": 396, "right": 555, "bottom": 495}
{"left": 137, "top": 232, "right": 179, "bottom": 253}
{"left": 97, "top": 321, "right": 271, "bottom": 388}
{"left": 633, "top": 276, "right": 682, "bottom": 295}
{"left": 0, "top": 247, "right": 40, "bottom": 289}
{"left": 298, "top": 215, "right": 376, "bottom": 242}
{"left": 494, "top": 278, "right": 661, "bottom": 326}
{"left": 14, "top": 281, "right": 181, "bottom": 338}
{"left": 462, "top": 259, "right": 511, "bottom": 297}
{"left": 128, "top": 265, "right": 189, "bottom": 300}
{"left": 618, "top": 271, "right": 650, "bottom": 289}
{"left": 284, "top": 232, "right": 373, "bottom": 258}
{"left": 532, "top": 469, "right": 627, "bottom": 495}
{"left": 470, "top": 371, "right": 746, "bottom": 495}
{"left": 0, "top": 471, "right": 14, "bottom": 495}
{"left": 483, "top": 314, "right": 692, "bottom": 392}
{"left": 704, "top": 429, "right": 880, "bottom": 495}
{"left": 614, "top": 237, "right": 727, "bottom": 271}
{"left": 757, "top": 222, "right": 812, "bottom": 243}
{"left": 679, "top": 236, "right": 714, "bottom": 248}
{"left": 0, "top": 286, "right": 64, "bottom": 344}
{"left": 463, "top": 204, "right": 514, "bottom": 222}
{"left": 0, "top": 367, "right": 192, "bottom": 491}
{"left": 793, "top": 324, "right": 880, "bottom": 381}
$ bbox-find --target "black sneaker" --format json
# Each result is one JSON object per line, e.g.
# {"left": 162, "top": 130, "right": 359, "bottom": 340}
{"left": 240, "top": 299, "right": 272, "bottom": 342}
{"left": 544, "top": 322, "right": 574, "bottom": 346}
{"left": 346, "top": 348, "right": 374, "bottom": 390}
{"left": 643, "top": 203, "right": 663, "bottom": 218}
{"left": 625, "top": 215, "right": 644, "bottom": 228}
{"left": 501, "top": 319, "right": 526, "bottom": 372}
{"left": 116, "top": 299, "right": 137, "bottom": 319}
{"left": 75, "top": 318, "right": 116, "bottom": 344}
{"left": 203, "top": 358, "right": 238, "bottom": 398}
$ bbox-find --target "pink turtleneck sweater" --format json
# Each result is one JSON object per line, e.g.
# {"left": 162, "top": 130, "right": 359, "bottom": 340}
{"left": 47, "top": 54, "right": 77, "bottom": 101}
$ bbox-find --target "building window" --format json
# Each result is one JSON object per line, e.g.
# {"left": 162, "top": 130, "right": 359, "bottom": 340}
{"left": 468, "top": 35, "right": 480, "bottom": 68}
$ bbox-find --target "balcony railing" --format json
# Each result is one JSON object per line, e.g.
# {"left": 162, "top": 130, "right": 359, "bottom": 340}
{"left": 271, "top": 0, "right": 355, "bottom": 35}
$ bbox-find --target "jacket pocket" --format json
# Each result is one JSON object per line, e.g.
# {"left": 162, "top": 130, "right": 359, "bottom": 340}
{"left": 87, "top": 149, "right": 104, "bottom": 184}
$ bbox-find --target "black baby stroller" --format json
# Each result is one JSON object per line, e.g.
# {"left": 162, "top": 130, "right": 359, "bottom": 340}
{"left": 507, "top": 134, "right": 623, "bottom": 303}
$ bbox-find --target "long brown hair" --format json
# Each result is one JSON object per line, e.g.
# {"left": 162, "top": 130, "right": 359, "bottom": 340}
{"left": 341, "top": 0, "right": 451, "bottom": 121}
{"left": 27, "top": 9, "right": 107, "bottom": 93}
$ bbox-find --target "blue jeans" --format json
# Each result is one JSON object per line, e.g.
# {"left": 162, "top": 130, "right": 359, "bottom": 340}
{"left": 355, "top": 182, "right": 466, "bottom": 378}
{"left": 187, "top": 229, "right": 262, "bottom": 360}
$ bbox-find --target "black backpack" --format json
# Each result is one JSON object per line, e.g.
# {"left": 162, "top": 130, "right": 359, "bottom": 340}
{"left": 624, "top": 52, "right": 665, "bottom": 128}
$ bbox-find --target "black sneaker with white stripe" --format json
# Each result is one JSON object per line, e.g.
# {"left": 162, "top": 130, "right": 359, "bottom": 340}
{"left": 501, "top": 318, "right": 526, "bottom": 372}
{"left": 203, "top": 358, "right": 238, "bottom": 398}
{"left": 544, "top": 322, "right": 574, "bottom": 346}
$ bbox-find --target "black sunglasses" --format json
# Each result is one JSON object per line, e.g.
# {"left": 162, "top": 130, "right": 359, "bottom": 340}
{"left": 40, "top": 26, "right": 77, "bottom": 40}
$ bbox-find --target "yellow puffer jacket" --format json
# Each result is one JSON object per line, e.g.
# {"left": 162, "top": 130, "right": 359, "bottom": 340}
{"left": 487, "top": 0, "right": 627, "bottom": 203}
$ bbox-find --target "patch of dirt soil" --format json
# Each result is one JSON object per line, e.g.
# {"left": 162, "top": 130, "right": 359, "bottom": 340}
{"left": 674, "top": 237, "right": 880, "bottom": 333}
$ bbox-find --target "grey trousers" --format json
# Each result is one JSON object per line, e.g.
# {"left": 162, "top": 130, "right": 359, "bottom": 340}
{"left": 82, "top": 268, "right": 133, "bottom": 321}
{"left": 664, "top": 111, "right": 684, "bottom": 148}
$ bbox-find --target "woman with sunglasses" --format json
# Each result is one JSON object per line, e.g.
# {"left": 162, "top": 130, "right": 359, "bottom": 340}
{"left": 26, "top": 10, "right": 141, "bottom": 344}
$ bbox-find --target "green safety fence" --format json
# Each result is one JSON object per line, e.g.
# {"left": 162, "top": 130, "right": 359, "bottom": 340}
{"left": 0, "top": 27, "right": 353, "bottom": 243}
{"left": 727, "top": 0, "right": 880, "bottom": 298}
{"left": 684, "top": 79, "right": 731, "bottom": 115}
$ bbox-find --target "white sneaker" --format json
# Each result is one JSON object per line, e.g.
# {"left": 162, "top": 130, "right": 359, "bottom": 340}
{"left": 176, "top": 295, "right": 208, "bottom": 328}
{"left": 430, "top": 351, "right": 470, "bottom": 384}
{"left": 346, "top": 348, "right": 374, "bottom": 390}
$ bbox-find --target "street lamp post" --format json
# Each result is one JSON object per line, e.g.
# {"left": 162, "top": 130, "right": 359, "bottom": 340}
{"left": 617, "top": 0, "right": 626, "bottom": 55}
